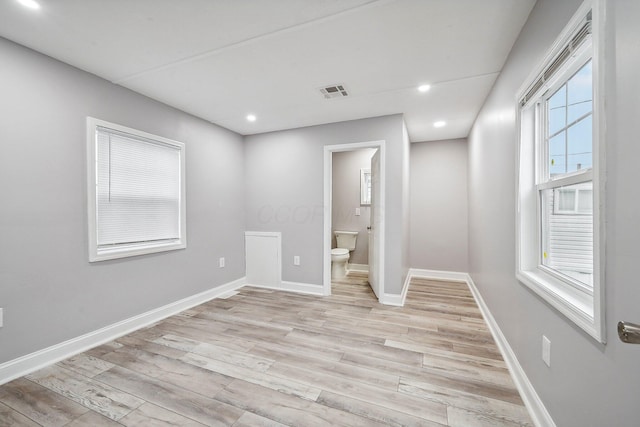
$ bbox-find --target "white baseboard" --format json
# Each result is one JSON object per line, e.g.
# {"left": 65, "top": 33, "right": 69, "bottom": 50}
{"left": 348, "top": 263, "right": 369, "bottom": 273}
{"left": 0, "top": 276, "right": 247, "bottom": 386}
{"left": 465, "top": 274, "right": 555, "bottom": 427}
{"left": 379, "top": 269, "right": 412, "bottom": 306}
{"left": 379, "top": 293, "right": 403, "bottom": 306}
{"left": 409, "top": 268, "right": 469, "bottom": 282}
{"left": 380, "top": 267, "right": 463, "bottom": 306}
{"left": 247, "top": 281, "right": 324, "bottom": 296}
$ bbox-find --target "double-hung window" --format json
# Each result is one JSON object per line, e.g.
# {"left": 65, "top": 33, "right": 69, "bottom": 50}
{"left": 87, "top": 118, "right": 186, "bottom": 262}
{"left": 540, "top": 57, "right": 594, "bottom": 288}
{"left": 516, "top": 1, "right": 605, "bottom": 342}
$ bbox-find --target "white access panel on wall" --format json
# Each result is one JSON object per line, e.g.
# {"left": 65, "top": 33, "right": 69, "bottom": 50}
{"left": 245, "top": 231, "right": 282, "bottom": 287}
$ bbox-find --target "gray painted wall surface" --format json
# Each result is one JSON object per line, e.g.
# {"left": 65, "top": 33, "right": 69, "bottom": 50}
{"left": 467, "top": 1, "right": 640, "bottom": 426}
{"left": 410, "top": 139, "right": 468, "bottom": 272}
{"left": 331, "top": 149, "right": 376, "bottom": 265}
{"left": 0, "top": 38, "right": 246, "bottom": 364}
{"left": 244, "top": 115, "right": 409, "bottom": 294}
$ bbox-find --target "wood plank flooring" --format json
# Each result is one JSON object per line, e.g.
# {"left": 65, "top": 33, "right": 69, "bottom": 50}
{"left": 0, "top": 272, "right": 533, "bottom": 426}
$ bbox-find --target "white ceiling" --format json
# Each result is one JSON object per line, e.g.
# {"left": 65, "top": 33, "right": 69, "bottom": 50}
{"left": 0, "top": 0, "right": 535, "bottom": 142}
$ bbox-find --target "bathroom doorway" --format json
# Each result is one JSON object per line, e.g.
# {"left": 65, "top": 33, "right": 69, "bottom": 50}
{"left": 323, "top": 141, "right": 385, "bottom": 299}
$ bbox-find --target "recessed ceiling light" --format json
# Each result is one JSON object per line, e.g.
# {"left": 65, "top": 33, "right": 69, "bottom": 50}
{"left": 417, "top": 84, "right": 431, "bottom": 93}
{"left": 17, "top": 0, "right": 40, "bottom": 10}
{"left": 433, "top": 120, "right": 446, "bottom": 128}
{"left": 246, "top": 114, "right": 256, "bottom": 122}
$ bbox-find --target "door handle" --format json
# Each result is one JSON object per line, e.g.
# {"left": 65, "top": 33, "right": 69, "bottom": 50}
{"left": 618, "top": 321, "right": 640, "bottom": 344}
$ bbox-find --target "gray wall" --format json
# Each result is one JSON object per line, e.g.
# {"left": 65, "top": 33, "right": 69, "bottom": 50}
{"left": 244, "top": 114, "right": 409, "bottom": 294}
{"left": 410, "top": 139, "right": 468, "bottom": 272}
{"left": 0, "top": 38, "right": 246, "bottom": 365}
{"left": 331, "top": 149, "right": 376, "bottom": 265}
{"left": 467, "top": 1, "right": 640, "bottom": 426}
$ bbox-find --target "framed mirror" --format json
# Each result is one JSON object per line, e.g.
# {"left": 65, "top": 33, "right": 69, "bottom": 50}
{"left": 360, "top": 168, "right": 371, "bottom": 205}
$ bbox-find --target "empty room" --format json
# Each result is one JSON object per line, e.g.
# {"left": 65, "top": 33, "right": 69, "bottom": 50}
{"left": 0, "top": 0, "right": 638, "bottom": 426}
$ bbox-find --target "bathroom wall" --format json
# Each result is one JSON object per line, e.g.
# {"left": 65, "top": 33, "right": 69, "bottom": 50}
{"left": 244, "top": 114, "right": 410, "bottom": 295}
{"left": 410, "top": 138, "right": 468, "bottom": 272}
{"left": 331, "top": 149, "right": 376, "bottom": 266}
{"left": 0, "top": 37, "right": 246, "bottom": 365}
{"left": 467, "top": 0, "right": 640, "bottom": 425}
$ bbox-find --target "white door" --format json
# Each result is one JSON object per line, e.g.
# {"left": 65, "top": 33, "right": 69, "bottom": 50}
{"left": 368, "top": 149, "right": 381, "bottom": 298}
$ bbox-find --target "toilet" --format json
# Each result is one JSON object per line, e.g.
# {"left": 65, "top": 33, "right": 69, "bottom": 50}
{"left": 331, "top": 230, "right": 358, "bottom": 279}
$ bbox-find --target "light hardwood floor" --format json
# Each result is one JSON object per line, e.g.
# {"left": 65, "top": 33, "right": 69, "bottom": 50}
{"left": 0, "top": 272, "right": 533, "bottom": 426}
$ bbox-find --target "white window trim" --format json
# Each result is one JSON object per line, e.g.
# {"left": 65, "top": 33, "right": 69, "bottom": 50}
{"left": 86, "top": 117, "right": 187, "bottom": 262}
{"left": 360, "top": 168, "right": 371, "bottom": 205}
{"left": 515, "top": 0, "right": 606, "bottom": 343}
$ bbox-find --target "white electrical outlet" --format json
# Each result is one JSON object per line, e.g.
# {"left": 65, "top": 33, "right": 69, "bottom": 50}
{"left": 0, "top": 308, "right": 3, "bottom": 328}
{"left": 219, "top": 257, "right": 225, "bottom": 268}
{"left": 355, "top": 208, "right": 361, "bottom": 216}
{"left": 294, "top": 256, "right": 300, "bottom": 266}
{"left": 542, "top": 335, "right": 551, "bottom": 367}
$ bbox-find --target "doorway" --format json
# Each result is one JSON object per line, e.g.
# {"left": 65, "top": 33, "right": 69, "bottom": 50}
{"left": 323, "top": 141, "right": 385, "bottom": 299}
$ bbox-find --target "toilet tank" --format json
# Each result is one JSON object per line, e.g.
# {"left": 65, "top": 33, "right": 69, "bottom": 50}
{"left": 335, "top": 230, "right": 358, "bottom": 250}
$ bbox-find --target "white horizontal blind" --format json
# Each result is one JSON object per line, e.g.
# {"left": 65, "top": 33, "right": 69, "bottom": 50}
{"left": 96, "top": 126, "right": 181, "bottom": 247}
{"left": 519, "top": 13, "right": 592, "bottom": 107}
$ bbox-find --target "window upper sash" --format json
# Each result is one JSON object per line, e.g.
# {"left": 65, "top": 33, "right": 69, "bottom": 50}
{"left": 519, "top": 13, "right": 592, "bottom": 108}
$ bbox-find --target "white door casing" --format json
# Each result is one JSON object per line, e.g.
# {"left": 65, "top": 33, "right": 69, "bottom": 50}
{"left": 369, "top": 148, "right": 381, "bottom": 298}
{"left": 324, "top": 141, "right": 385, "bottom": 299}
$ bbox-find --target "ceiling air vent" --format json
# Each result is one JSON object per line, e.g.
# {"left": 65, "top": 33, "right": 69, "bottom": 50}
{"left": 319, "top": 84, "right": 349, "bottom": 99}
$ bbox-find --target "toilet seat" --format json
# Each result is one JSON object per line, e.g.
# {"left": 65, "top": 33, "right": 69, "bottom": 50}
{"left": 331, "top": 248, "right": 349, "bottom": 256}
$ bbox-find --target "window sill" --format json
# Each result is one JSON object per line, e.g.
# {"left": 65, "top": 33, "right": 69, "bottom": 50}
{"left": 89, "top": 240, "right": 186, "bottom": 262}
{"left": 517, "top": 269, "right": 603, "bottom": 343}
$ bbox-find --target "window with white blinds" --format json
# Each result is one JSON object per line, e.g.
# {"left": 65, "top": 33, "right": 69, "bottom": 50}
{"left": 515, "top": 0, "right": 604, "bottom": 342}
{"left": 87, "top": 118, "right": 186, "bottom": 261}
